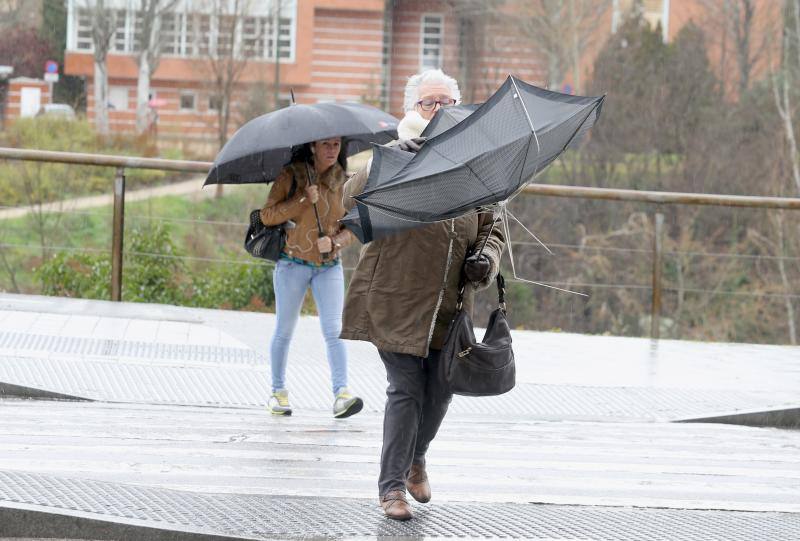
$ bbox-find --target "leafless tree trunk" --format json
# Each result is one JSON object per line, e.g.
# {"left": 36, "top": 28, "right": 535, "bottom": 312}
{"left": 136, "top": 0, "right": 180, "bottom": 135}
{"left": 89, "top": 0, "right": 116, "bottom": 137}
{"left": 775, "top": 0, "right": 800, "bottom": 195}
{"left": 201, "top": 0, "right": 251, "bottom": 197}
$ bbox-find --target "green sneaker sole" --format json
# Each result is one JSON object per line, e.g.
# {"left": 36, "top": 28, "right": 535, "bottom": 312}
{"left": 270, "top": 409, "right": 292, "bottom": 416}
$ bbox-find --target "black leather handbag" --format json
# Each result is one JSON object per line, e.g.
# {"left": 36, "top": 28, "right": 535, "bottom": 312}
{"left": 440, "top": 274, "right": 515, "bottom": 397}
{"left": 244, "top": 175, "right": 297, "bottom": 261}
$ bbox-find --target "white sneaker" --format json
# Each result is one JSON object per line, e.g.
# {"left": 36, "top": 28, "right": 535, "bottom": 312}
{"left": 269, "top": 389, "right": 292, "bottom": 416}
{"left": 333, "top": 388, "right": 363, "bottom": 418}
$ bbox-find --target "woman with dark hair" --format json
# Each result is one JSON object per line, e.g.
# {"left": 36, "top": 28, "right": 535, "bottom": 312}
{"left": 260, "top": 137, "right": 362, "bottom": 418}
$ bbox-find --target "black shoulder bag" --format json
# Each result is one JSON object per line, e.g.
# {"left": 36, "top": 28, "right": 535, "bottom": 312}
{"left": 440, "top": 274, "right": 515, "bottom": 397}
{"left": 244, "top": 174, "right": 297, "bottom": 261}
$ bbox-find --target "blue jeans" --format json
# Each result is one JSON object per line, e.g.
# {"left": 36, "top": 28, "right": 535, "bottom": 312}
{"left": 270, "top": 258, "right": 348, "bottom": 395}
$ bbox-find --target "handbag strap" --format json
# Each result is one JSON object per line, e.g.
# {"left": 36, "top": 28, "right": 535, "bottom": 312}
{"left": 455, "top": 272, "right": 507, "bottom": 312}
{"left": 497, "top": 273, "right": 506, "bottom": 312}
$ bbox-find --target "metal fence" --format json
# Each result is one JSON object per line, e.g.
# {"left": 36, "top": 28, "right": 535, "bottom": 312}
{"left": 2, "top": 146, "right": 800, "bottom": 340}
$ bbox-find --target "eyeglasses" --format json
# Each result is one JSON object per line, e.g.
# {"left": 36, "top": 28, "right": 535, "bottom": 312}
{"left": 415, "top": 97, "right": 457, "bottom": 111}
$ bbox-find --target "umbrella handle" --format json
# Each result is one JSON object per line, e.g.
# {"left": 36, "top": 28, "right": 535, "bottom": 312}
{"left": 312, "top": 203, "right": 331, "bottom": 261}
{"left": 305, "top": 162, "right": 331, "bottom": 260}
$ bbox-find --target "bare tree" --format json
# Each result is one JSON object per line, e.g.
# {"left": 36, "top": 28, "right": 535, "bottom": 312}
{"left": 202, "top": 0, "right": 251, "bottom": 149}
{"left": 88, "top": 0, "right": 116, "bottom": 137}
{"left": 199, "top": 0, "right": 252, "bottom": 197}
{"left": 774, "top": 0, "right": 800, "bottom": 195}
{"left": 135, "top": 0, "right": 180, "bottom": 135}
{"left": 511, "top": 0, "right": 610, "bottom": 92}
{"left": 700, "top": 0, "right": 781, "bottom": 97}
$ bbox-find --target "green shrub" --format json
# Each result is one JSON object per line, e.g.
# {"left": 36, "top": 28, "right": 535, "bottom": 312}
{"left": 35, "top": 251, "right": 111, "bottom": 300}
{"left": 123, "top": 222, "right": 185, "bottom": 304}
{"left": 34, "top": 221, "right": 275, "bottom": 310}
{"left": 188, "top": 262, "right": 275, "bottom": 311}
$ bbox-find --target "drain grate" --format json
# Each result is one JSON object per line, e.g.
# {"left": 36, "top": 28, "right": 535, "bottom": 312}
{"left": 1, "top": 471, "right": 798, "bottom": 540}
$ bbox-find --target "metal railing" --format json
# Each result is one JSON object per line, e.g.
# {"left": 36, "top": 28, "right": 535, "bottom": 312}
{"left": 3, "top": 146, "right": 800, "bottom": 339}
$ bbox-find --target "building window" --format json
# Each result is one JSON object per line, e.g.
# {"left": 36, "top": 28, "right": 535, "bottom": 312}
{"left": 75, "top": 8, "right": 93, "bottom": 50}
{"left": 196, "top": 14, "right": 212, "bottom": 56}
{"left": 161, "top": 12, "right": 182, "bottom": 55}
{"left": 108, "top": 86, "right": 129, "bottom": 111}
{"left": 180, "top": 92, "right": 196, "bottom": 111}
{"left": 276, "top": 16, "right": 292, "bottom": 59}
{"left": 242, "top": 16, "right": 267, "bottom": 58}
{"left": 419, "top": 14, "right": 443, "bottom": 71}
{"left": 216, "top": 14, "right": 236, "bottom": 57}
{"left": 70, "top": 1, "right": 298, "bottom": 60}
{"left": 112, "top": 9, "right": 127, "bottom": 52}
{"left": 208, "top": 94, "right": 222, "bottom": 111}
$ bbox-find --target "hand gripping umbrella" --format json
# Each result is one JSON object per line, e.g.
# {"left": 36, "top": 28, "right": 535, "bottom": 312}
{"left": 203, "top": 101, "right": 398, "bottom": 186}
{"left": 344, "top": 75, "right": 604, "bottom": 294}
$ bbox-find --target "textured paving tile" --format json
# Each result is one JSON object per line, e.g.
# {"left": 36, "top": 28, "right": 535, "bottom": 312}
{"left": 1, "top": 470, "right": 798, "bottom": 540}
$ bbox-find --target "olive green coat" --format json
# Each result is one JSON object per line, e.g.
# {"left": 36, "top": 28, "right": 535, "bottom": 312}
{"left": 340, "top": 165, "right": 505, "bottom": 357}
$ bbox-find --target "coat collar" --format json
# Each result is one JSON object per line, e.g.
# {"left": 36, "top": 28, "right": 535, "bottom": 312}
{"left": 291, "top": 161, "right": 345, "bottom": 188}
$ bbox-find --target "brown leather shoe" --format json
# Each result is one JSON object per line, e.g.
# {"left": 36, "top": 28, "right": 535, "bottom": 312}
{"left": 406, "top": 463, "right": 431, "bottom": 503}
{"left": 380, "top": 490, "right": 413, "bottom": 520}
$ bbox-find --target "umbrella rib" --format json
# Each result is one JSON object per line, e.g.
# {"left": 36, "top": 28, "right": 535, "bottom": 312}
{"left": 511, "top": 76, "right": 540, "bottom": 153}
{"left": 502, "top": 206, "right": 588, "bottom": 297}
{"left": 506, "top": 209, "right": 553, "bottom": 255}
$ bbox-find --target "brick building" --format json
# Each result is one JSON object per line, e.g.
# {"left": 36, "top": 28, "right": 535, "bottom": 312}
{"left": 1, "top": 78, "right": 52, "bottom": 127}
{"left": 62, "top": 0, "right": 782, "bottom": 149}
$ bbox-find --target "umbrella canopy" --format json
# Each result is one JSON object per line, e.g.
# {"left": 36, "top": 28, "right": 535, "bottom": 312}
{"left": 340, "top": 104, "right": 483, "bottom": 243}
{"left": 204, "top": 102, "right": 398, "bottom": 186}
{"left": 351, "top": 75, "right": 604, "bottom": 224}
{"left": 420, "top": 103, "right": 480, "bottom": 138}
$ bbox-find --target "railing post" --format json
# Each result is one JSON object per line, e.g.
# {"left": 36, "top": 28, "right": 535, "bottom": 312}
{"left": 111, "top": 167, "right": 125, "bottom": 301}
{"left": 651, "top": 212, "right": 664, "bottom": 339}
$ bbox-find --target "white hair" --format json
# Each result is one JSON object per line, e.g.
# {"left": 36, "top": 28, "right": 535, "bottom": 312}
{"left": 402, "top": 69, "right": 461, "bottom": 112}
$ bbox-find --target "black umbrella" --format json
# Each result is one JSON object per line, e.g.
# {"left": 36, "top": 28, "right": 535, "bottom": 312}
{"left": 203, "top": 102, "right": 398, "bottom": 186}
{"left": 351, "top": 75, "right": 604, "bottom": 224}
{"left": 340, "top": 104, "right": 486, "bottom": 243}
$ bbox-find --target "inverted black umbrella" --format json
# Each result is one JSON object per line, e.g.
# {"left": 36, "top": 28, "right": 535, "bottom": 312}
{"left": 352, "top": 75, "right": 604, "bottom": 223}
{"left": 203, "top": 102, "right": 398, "bottom": 186}
{"left": 420, "top": 103, "right": 480, "bottom": 138}
{"left": 340, "top": 104, "right": 485, "bottom": 243}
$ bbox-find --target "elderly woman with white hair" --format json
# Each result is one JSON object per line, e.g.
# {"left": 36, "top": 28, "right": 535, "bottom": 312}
{"left": 340, "top": 69, "right": 505, "bottom": 520}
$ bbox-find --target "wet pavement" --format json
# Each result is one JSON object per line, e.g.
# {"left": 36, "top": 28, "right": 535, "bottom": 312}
{"left": 0, "top": 292, "right": 799, "bottom": 540}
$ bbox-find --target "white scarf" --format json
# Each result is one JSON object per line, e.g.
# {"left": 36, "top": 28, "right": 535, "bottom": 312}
{"left": 397, "top": 110, "right": 429, "bottom": 140}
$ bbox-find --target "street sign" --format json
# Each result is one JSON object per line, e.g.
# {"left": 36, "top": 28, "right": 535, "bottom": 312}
{"left": 44, "top": 72, "right": 59, "bottom": 83}
{"left": 44, "top": 60, "right": 58, "bottom": 74}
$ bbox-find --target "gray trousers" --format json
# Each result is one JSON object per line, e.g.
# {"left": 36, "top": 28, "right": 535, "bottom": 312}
{"left": 378, "top": 348, "right": 453, "bottom": 497}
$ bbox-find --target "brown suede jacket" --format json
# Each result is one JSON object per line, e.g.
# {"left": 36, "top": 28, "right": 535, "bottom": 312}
{"left": 260, "top": 161, "right": 353, "bottom": 265}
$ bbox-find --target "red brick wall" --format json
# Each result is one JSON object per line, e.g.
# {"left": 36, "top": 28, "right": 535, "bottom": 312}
{"left": 3, "top": 78, "right": 51, "bottom": 124}
{"left": 301, "top": 7, "right": 385, "bottom": 103}
{"left": 387, "top": 1, "right": 461, "bottom": 116}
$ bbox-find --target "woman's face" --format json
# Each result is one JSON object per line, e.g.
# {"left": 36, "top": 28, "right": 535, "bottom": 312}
{"left": 313, "top": 138, "right": 342, "bottom": 171}
{"left": 414, "top": 82, "right": 455, "bottom": 120}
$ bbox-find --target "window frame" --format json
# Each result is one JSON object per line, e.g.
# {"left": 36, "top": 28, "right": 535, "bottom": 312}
{"left": 179, "top": 91, "right": 197, "bottom": 111}
{"left": 419, "top": 13, "right": 444, "bottom": 71}
{"left": 107, "top": 86, "right": 130, "bottom": 111}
